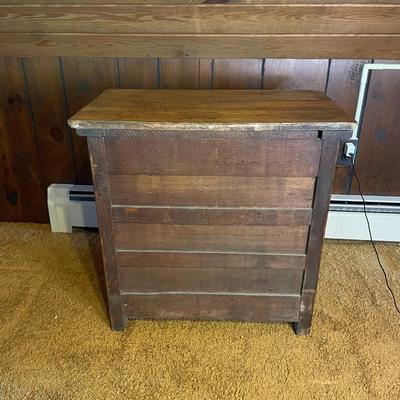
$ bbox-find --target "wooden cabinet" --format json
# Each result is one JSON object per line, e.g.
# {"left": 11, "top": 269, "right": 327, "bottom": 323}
{"left": 69, "top": 89, "right": 354, "bottom": 335}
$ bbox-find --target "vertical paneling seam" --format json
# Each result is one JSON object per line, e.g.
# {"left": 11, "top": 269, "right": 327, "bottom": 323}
{"left": 59, "top": 57, "right": 78, "bottom": 182}
{"left": 210, "top": 59, "right": 215, "bottom": 89}
{"left": 260, "top": 59, "right": 266, "bottom": 90}
{"left": 197, "top": 58, "right": 201, "bottom": 89}
{"left": 156, "top": 58, "right": 161, "bottom": 89}
{"left": 324, "top": 59, "right": 332, "bottom": 94}
{"left": 115, "top": 57, "right": 121, "bottom": 88}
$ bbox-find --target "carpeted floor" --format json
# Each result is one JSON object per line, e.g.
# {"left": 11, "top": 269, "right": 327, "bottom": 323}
{"left": 1, "top": 223, "right": 400, "bottom": 399}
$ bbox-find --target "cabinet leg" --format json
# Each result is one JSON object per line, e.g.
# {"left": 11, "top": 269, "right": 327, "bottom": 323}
{"left": 111, "top": 314, "right": 128, "bottom": 331}
{"left": 108, "top": 297, "right": 128, "bottom": 331}
{"left": 293, "top": 320, "right": 311, "bottom": 336}
{"left": 293, "top": 290, "right": 315, "bottom": 336}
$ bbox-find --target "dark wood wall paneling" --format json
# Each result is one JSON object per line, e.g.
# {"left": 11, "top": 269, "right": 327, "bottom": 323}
{"left": 0, "top": 57, "right": 47, "bottom": 221}
{"left": 351, "top": 60, "right": 400, "bottom": 195}
{"left": 62, "top": 58, "right": 119, "bottom": 183}
{"left": 4, "top": 56, "right": 398, "bottom": 222}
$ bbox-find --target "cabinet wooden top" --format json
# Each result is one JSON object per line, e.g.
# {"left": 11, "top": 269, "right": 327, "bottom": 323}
{"left": 68, "top": 89, "right": 355, "bottom": 132}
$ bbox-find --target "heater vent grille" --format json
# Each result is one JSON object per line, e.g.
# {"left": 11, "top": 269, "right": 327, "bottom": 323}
{"left": 330, "top": 194, "right": 400, "bottom": 214}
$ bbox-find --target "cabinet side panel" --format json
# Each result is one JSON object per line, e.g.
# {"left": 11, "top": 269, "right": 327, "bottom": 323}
{"left": 87, "top": 135, "right": 126, "bottom": 330}
{"left": 295, "top": 134, "right": 341, "bottom": 335}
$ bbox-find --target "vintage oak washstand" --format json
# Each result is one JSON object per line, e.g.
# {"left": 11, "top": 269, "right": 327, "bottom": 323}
{"left": 69, "top": 89, "right": 354, "bottom": 335}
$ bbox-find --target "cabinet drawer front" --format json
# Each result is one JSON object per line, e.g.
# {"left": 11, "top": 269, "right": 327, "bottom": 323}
{"left": 106, "top": 137, "right": 321, "bottom": 177}
{"left": 122, "top": 294, "right": 300, "bottom": 322}
{"left": 119, "top": 266, "right": 303, "bottom": 295}
{"left": 109, "top": 175, "right": 315, "bottom": 208}
{"left": 112, "top": 206, "right": 312, "bottom": 226}
{"left": 114, "top": 223, "right": 309, "bottom": 253}
{"left": 116, "top": 251, "right": 306, "bottom": 270}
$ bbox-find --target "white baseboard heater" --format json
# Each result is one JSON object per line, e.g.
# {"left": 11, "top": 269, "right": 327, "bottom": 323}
{"left": 48, "top": 184, "right": 400, "bottom": 242}
{"left": 327, "top": 194, "right": 400, "bottom": 242}
{"left": 48, "top": 184, "right": 98, "bottom": 233}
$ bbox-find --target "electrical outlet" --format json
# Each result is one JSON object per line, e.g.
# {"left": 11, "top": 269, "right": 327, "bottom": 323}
{"left": 336, "top": 139, "right": 358, "bottom": 165}
{"left": 344, "top": 142, "right": 356, "bottom": 159}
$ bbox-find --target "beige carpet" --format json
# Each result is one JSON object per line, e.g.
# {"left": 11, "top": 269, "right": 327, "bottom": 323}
{"left": 1, "top": 223, "right": 400, "bottom": 399}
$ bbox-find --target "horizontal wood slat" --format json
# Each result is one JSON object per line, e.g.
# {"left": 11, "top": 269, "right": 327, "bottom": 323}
{"left": 0, "top": 1, "right": 395, "bottom": 5}
{"left": 112, "top": 207, "right": 313, "bottom": 226}
{"left": 122, "top": 293, "right": 301, "bottom": 322}
{"left": 80, "top": 129, "right": 321, "bottom": 139}
{"left": 109, "top": 175, "right": 315, "bottom": 208}
{"left": 114, "top": 223, "right": 309, "bottom": 253}
{"left": 1, "top": 5, "right": 399, "bottom": 35}
{"left": 116, "top": 251, "right": 307, "bottom": 270}
{"left": 118, "top": 266, "right": 304, "bottom": 294}
{"left": 2, "top": 33, "right": 400, "bottom": 59}
{"left": 106, "top": 137, "right": 321, "bottom": 177}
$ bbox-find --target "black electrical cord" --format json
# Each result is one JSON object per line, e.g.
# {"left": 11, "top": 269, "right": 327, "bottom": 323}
{"left": 352, "top": 162, "right": 400, "bottom": 315}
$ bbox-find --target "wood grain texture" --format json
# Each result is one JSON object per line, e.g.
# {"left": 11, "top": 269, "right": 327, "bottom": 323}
{"left": 118, "top": 266, "right": 304, "bottom": 294}
{"left": 303, "top": 137, "right": 342, "bottom": 292}
{"left": 213, "top": 59, "right": 262, "bottom": 89}
{"left": 122, "top": 293, "right": 301, "bottom": 322}
{"left": 295, "top": 134, "right": 344, "bottom": 335}
{"left": 303, "top": 132, "right": 351, "bottom": 291}
{"left": 0, "top": 57, "right": 46, "bottom": 222}
{"left": 117, "top": 58, "right": 158, "bottom": 89}
{"left": 105, "top": 137, "right": 321, "bottom": 177}
{"left": 78, "top": 128, "right": 320, "bottom": 139}
{"left": 0, "top": 1, "right": 395, "bottom": 4}
{"left": 112, "top": 207, "right": 313, "bottom": 226}
{"left": 116, "top": 251, "right": 307, "bottom": 270}
{"left": 114, "top": 223, "right": 309, "bottom": 253}
{"left": 331, "top": 166, "right": 353, "bottom": 195}
{"left": 0, "top": 0, "right": 210, "bottom": 3}
{"left": 1, "top": 0, "right": 399, "bottom": 59}
{"left": 327, "top": 60, "right": 370, "bottom": 117}
{"left": 62, "top": 57, "right": 118, "bottom": 183}
{"left": 327, "top": 59, "right": 371, "bottom": 194}
{"left": 1, "top": 5, "right": 399, "bottom": 35}
{"left": 87, "top": 136, "right": 126, "bottom": 330}
{"left": 68, "top": 89, "right": 355, "bottom": 131}
{"left": 222, "top": 0, "right": 400, "bottom": 3}
{"left": 23, "top": 56, "right": 76, "bottom": 187}
{"left": 263, "top": 59, "right": 329, "bottom": 90}
{"left": 3, "top": 33, "right": 400, "bottom": 59}
{"left": 159, "top": 59, "right": 212, "bottom": 89}
{"left": 352, "top": 60, "right": 400, "bottom": 196}
{"left": 109, "top": 175, "right": 315, "bottom": 208}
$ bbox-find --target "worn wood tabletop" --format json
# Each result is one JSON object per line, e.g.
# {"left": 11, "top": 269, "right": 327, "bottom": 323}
{"left": 68, "top": 89, "right": 355, "bottom": 132}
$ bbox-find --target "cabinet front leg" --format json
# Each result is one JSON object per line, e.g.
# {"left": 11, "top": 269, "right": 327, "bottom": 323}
{"left": 293, "top": 290, "right": 315, "bottom": 336}
{"left": 110, "top": 313, "right": 128, "bottom": 331}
